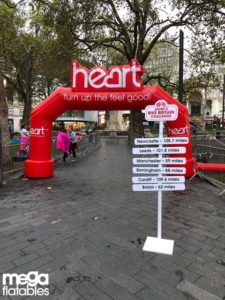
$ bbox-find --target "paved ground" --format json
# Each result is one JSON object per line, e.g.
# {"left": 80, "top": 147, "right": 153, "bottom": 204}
{"left": 0, "top": 137, "right": 225, "bottom": 300}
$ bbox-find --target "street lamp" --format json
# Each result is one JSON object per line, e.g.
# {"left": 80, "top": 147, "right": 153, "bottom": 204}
{"left": 178, "top": 30, "right": 184, "bottom": 103}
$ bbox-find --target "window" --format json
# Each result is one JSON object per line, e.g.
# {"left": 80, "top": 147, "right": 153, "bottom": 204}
{"left": 191, "top": 102, "right": 201, "bottom": 116}
{"left": 74, "top": 111, "right": 84, "bottom": 119}
{"left": 206, "top": 100, "right": 212, "bottom": 108}
{"left": 62, "top": 111, "right": 85, "bottom": 119}
{"left": 158, "top": 48, "right": 173, "bottom": 56}
{"left": 8, "top": 119, "right": 14, "bottom": 133}
{"left": 167, "top": 49, "right": 173, "bottom": 55}
{"left": 8, "top": 108, "right": 14, "bottom": 115}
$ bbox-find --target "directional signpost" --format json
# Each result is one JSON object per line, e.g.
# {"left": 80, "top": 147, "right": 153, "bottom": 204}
{"left": 132, "top": 99, "right": 187, "bottom": 255}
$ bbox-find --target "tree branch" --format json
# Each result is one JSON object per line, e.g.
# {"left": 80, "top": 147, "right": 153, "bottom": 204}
{"left": 106, "top": 0, "right": 133, "bottom": 58}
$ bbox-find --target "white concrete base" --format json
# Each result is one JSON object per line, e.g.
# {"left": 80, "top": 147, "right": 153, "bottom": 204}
{"left": 143, "top": 236, "right": 174, "bottom": 255}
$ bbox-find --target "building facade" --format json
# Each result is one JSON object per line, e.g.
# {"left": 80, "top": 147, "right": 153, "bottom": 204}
{"left": 187, "top": 88, "right": 223, "bottom": 128}
{"left": 55, "top": 110, "right": 98, "bottom": 130}
{"left": 144, "top": 42, "right": 179, "bottom": 85}
{"left": 8, "top": 103, "right": 23, "bottom": 133}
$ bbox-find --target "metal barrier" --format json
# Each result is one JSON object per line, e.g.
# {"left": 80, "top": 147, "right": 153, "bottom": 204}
{"left": 0, "top": 137, "right": 25, "bottom": 183}
{"left": 0, "top": 132, "right": 101, "bottom": 182}
{"left": 2, "top": 129, "right": 224, "bottom": 193}
{"left": 52, "top": 133, "right": 101, "bottom": 162}
{"left": 192, "top": 134, "right": 225, "bottom": 195}
{"left": 97, "top": 130, "right": 128, "bottom": 137}
{"left": 128, "top": 131, "right": 225, "bottom": 195}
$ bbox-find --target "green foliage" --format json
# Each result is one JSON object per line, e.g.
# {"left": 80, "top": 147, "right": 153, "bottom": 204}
{"left": 0, "top": 0, "right": 224, "bottom": 130}
{"left": 0, "top": 1, "right": 76, "bottom": 122}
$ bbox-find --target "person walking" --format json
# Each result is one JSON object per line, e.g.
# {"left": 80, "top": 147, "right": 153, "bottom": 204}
{"left": 69, "top": 129, "right": 77, "bottom": 161}
{"left": 20, "top": 124, "right": 29, "bottom": 156}
{"left": 56, "top": 128, "right": 70, "bottom": 162}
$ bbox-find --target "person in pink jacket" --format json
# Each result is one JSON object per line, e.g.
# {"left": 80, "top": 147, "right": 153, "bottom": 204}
{"left": 56, "top": 128, "right": 70, "bottom": 162}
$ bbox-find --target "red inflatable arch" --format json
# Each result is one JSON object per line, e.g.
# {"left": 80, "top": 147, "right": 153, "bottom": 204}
{"left": 25, "top": 60, "right": 195, "bottom": 178}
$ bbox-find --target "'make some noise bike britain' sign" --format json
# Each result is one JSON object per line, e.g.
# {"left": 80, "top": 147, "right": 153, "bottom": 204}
{"left": 132, "top": 100, "right": 188, "bottom": 255}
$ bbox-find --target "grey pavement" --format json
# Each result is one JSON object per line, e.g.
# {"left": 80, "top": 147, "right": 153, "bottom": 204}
{"left": 0, "top": 137, "right": 225, "bottom": 300}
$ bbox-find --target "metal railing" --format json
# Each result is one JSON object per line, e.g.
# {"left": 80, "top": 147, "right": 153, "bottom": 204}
{"left": 52, "top": 132, "right": 101, "bottom": 162}
{"left": 191, "top": 134, "right": 225, "bottom": 195}
{"left": 0, "top": 132, "right": 101, "bottom": 183}
{"left": 128, "top": 129, "right": 225, "bottom": 195}
{"left": 0, "top": 129, "right": 26, "bottom": 184}
{"left": 97, "top": 130, "right": 128, "bottom": 137}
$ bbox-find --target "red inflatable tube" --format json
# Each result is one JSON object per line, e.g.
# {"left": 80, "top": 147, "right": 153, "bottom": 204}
{"left": 196, "top": 162, "right": 225, "bottom": 172}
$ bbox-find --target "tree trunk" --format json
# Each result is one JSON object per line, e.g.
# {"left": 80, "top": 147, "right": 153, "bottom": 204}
{"left": 22, "top": 50, "right": 33, "bottom": 126}
{"left": 128, "top": 110, "right": 144, "bottom": 144}
{"left": 0, "top": 76, "right": 10, "bottom": 170}
{"left": 0, "top": 77, "right": 10, "bottom": 146}
{"left": 128, "top": 75, "right": 148, "bottom": 138}
{"left": 202, "top": 88, "right": 207, "bottom": 130}
{"left": 22, "top": 100, "right": 32, "bottom": 125}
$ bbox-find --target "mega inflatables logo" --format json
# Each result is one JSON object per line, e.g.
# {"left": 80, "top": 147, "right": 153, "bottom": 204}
{"left": 2, "top": 272, "right": 49, "bottom": 296}
{"left": 70, "top": 59, "right": 144, "bottom": 92}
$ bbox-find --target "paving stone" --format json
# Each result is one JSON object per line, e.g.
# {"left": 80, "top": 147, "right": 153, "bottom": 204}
{"left": 185, "top": 231, "right": 207, "bottom": 242}
{"left": 134, "top": 270, "right": 190, "bottom": 300}
{"left": 10, "top": 254, "right": 54, "bottom": 274}
{"left": 55, "top": 286, "right": 84, "bottom": 300}
{"left": 13, "top": 253, "right": 39, "bottom": 267}
{"left": 73, "top": 281, "right": 108, "bottom": 300}
{"left": 141, "top": 262, "right": 181, "bottom": 287}
{"left": 190, "top": 228, "right": 219, "bottom": 240}
{"left": 0, "top": 261, "right": 15, "bottom": 273}
{"left": 210, "top": 247, "right": 225, "bottom": 258}
{"left": 0, "top": 239, "right": 21, "bottom": 250}
{"left": 95, "top": 276, "right": 139, "bottom": 300}
{"left": 177, "top": 279, "right": 222, "bottom": 300}
{"left": 112, "top": 273, "right": 145, "bottom": 294}
{"left": 0, "top": 138, "right": 225, "bottom": 300}
{"left": 187, "top": 261, "right": 225, "bottom": 285}
{"left": 89, "top": 295, "right": 112, "bottom": 300}
{"left": 195, "top": 249, "right": 218, "bottom": 261}
{"left": 32, "top": 219, "right": 49, "bottom": 226}
{"left": 0, "top": 241, "right": 31, "bottom": 257}
{"left": 175, "top": 239, "right": 201, "bottom": 253}
{"left": 203, "top": 237, "right": 225, "bottom": 249}
{"left": 180, "top": 236, "right": 214, "bottom": 252}
{"left": 0, "top": 224, "right": 19, "bottom": 233}
{"left": 0, "top": 250, "right": 22, "bottom": 265}
{"left": 135, "top": 287, "right": 172, "bottom": 300}
{"left": 194, "top": 275, "right": 225, "bottom": 298}
{"left": 151, "top": 254, "right": 192, "bottom": 270}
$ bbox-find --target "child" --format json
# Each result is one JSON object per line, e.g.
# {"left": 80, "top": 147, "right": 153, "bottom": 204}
{"left": 20, "top": 124, "right": 29, "bottom": 155}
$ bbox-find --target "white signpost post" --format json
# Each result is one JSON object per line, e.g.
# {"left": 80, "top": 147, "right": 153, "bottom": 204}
{"left": 132, "top": 100, "right": 187, "bottom": 255}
